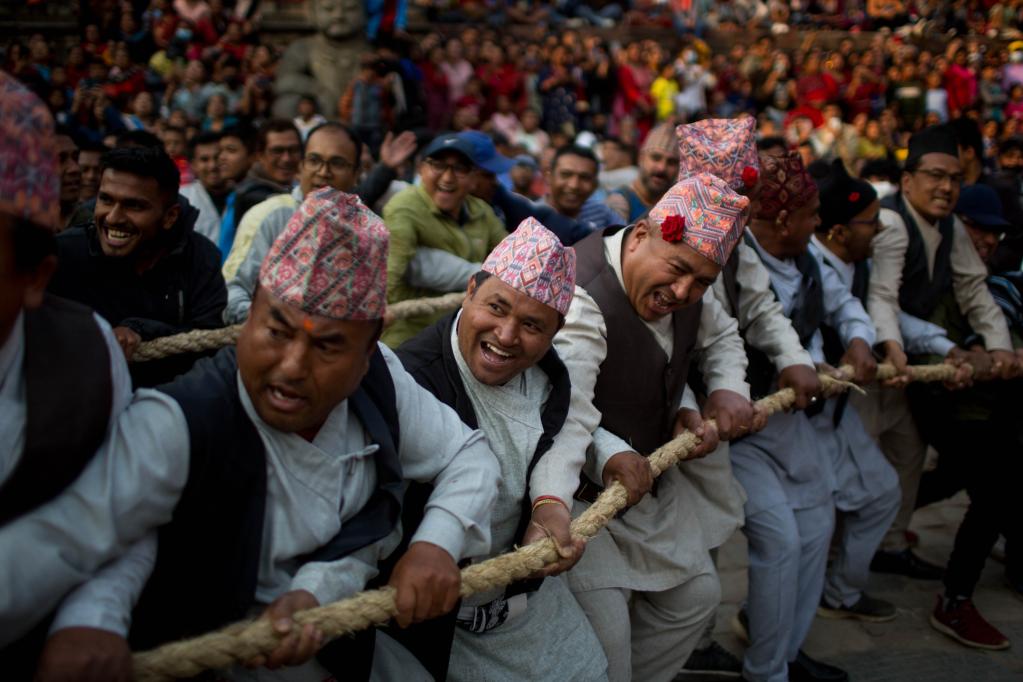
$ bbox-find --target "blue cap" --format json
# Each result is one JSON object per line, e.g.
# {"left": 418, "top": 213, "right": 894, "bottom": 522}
{"left": 956, "top": 183, "right": 1010, "bottom": 232}
{"left": 457, "top": 130, "right": 515, "bottom": 175}
{"left": 513, "top": 154, "right": 538, "bottom": 170}
{"left": 421, "top": 133, "right": 476, "bottom": 163}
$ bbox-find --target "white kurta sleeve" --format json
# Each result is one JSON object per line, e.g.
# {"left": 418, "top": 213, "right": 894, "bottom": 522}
{"left": 817, "top": 248, "right": 877, "bottom": 349}
{"left": 868, "top": 209, "right": 909, "bottom": 348}
{"left": 899, "top": 312, "right": 957, "bottom": 356}
{"left": 49, "top": 534, "right": 157, "bottom": 636}
{"left": 406, "top": 248, "right": 481, "bottom": 292}
{"left": 289, "top": 529, "right": 402, "bottom": 606}
{"left": 0, "top": 390, "right": 189, "bottom": 646}
{"left": 949, "top": 219, "right": 1014, "bottom": 351}
{"left": 380, "top": 345, "right": 499, "bottom": 563}
{"left": 729, "top": 242, "right": 814, "bottom": 371}
{"left": 551, "top": 286, "right": 617, "bottom": 488}
{"left": 694, "top": 289, "right": 750, "bottom": 398}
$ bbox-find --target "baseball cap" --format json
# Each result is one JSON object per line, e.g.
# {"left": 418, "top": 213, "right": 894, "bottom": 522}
{"left": 457, "top": 130, "right": 515, "bottom": 175}
{"left": 956, "top": 183, "right": 1010, "bottom": 233}
{"left": 421, "top": 132, "right": 476, "bottom": 163}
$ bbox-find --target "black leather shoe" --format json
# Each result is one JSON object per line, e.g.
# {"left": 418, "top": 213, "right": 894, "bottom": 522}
{"left": 682, "top": 640, "right": 743, "bottom": 676}
{"left": 788, "top": 651, "right": 849, "bottom": 682}
{"left": 870, "top": 548, "right": 944, "bottom": 580}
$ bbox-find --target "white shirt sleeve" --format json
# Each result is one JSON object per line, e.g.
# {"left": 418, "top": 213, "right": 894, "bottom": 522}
{"left": 694, "top": 289, "right": 751, "bottom": 398}
{"left": 726, "top": 242, "right": 814, "bottom": 371}
{"left": 49, "top": 534, "right": 157, "bottom": 636}
{"left": 552, "top": 286, "right": 624, "bottom": 487}
{"left": 816, "top": 248, "right": 877, "bottom": 349}
{"left": 406, "top": 248, "right": 481, "bottom": 292}
{"left": 899, "top": 311, "right": 957, "bottom": 357}
{"left": 868, "top": 209, "right": 909, "bottom": 348}
{"left": 0, "top": 390, "right": 189, "bottom": 646}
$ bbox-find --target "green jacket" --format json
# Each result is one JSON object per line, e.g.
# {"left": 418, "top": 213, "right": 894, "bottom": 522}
{"left": 382, "top": 185, "right": 507, "bottom": 347}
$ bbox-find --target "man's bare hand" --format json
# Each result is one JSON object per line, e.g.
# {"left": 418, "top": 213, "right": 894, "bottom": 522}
{"left": 37, "top": 628, "right": 133, "bottom": 682}
{"left": 840, "top": 338, "right": 877, "bottom": 385}
{"left": 244, "top": 589, "right": 322, "bottom": 670}
{"left": 521, "top": 500, "right": 584, "bottom": 577}
{"left": 777, "top": 364, "right": 822, "bottom": 410}
{"left": 880, "top": 340, "right": 910, "bottom": 388}
{"left": 602, "top": 451, "right": 653, "bottom": 506}
{"left": 944, "top": 347, "right": 977, "bottom": 389}
{"left": 388, "top": 541, "right": 460, "bottom": 628}
{"left": 378, "top": 130, "right": 418, "bottom": 171}
{"left": 111, "top": 326, "right": 141, "bottom": 360}
{"left": 673, "top": 407, "right": 720, "bottom": 458}
{"left": 702, "top": 389, "right": 754, "bottom": 440}
{"left": 989, "top": 349, "right": 1021, "bottom": 380}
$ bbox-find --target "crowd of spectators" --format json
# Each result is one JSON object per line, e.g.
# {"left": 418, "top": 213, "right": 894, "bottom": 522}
{"left": 9, "top": 1, "right": 1023, "bottom": 198}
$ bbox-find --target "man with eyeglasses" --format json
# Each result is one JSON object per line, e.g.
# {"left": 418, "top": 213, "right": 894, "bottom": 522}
{"left": 381, "top": 133, "right": 507, "bottom": 347}
{"left": 223, "top": 122, "right": 396, "bottom": 324}
{"left": 864, "top": 125, "right": 1019, "bottom": 601}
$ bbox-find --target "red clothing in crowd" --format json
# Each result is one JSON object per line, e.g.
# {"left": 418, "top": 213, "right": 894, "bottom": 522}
{"left": 945, "top": 63, "right": 977, "bottom": 115}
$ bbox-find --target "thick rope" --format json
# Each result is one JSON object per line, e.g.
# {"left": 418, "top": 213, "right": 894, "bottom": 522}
{"left": 130, "top": 293, "right": 467, "bottom": 362}
{"left": 132, "top": 360, "right": 966, "bottom": 681}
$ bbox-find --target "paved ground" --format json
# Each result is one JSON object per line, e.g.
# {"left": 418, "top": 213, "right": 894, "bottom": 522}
{"left": 685, "top": 493, "right": 1022, "bottom": 681}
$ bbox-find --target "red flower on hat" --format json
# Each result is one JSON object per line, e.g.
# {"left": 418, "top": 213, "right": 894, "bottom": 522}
{"left": 660, "top": 214, "right": 686, "bottom": 243}
{"left": 848, "top": 191, "right": 860, "bottom": 202}
{"left": 742, "top": 166, "right": 759, "bottom": 188}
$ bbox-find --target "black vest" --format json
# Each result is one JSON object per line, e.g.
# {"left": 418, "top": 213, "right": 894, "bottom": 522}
{"left": 744, "top": 235, "right": 824, "bottom": 400}
{"left": 0, "top": 296, "right": 113, "bottom": 525}
{"left": 574, "top": 228, "right": 702, "bottom": 454}
{"left": 819, "top": 255, "right": 870, "bottom": 425}
{"left": 391, "top": 312, "right": 574, "bottom": 674}
{"left": 0, "top": 296, "right": 113, "bottom": 680}
{"left": 719, "top": 248, "right": 742, "bottom": 319}
{"left": 129, "top": 347, "right": 403, "bottom": 680}
{"left": 881, "top": 192, "right": 955, "bottom": 321}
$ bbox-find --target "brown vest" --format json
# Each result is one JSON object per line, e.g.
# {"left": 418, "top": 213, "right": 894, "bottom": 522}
{"left": 0, "top": 295, "right": 113, "bottom": 526}
{"left": 573, "top": 228, "right": 703, "bottom": 454}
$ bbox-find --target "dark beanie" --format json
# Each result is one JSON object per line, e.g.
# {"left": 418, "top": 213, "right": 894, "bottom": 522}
{"left": 905, "top": 124, "right": 959, "bottom": 168}
{"left": 815, "top": 159, "right": 878, "bottom": 232}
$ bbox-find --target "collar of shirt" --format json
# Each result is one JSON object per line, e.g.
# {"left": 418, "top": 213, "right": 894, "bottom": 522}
{"left": 291, "top": 185, "right": 305, "bottom": 202}
{"left": 0, "top": 312, "right": 24, "bottom": 398}
{"left": 904, "top": 195, "right": 938, "bottom": 232}
{"left": 810, "top": 235, "right": 855, "bottom": 289}
{"left": 746, "top": 230, "right": 802, "bottom": 315}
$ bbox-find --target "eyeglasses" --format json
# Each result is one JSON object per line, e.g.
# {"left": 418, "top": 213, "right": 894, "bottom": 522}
{"left": 304, "top": 153, "right": 354, "bottom": 174}
{"left": 266, "top": 144, "right": 302, "bottom": 159}
{"left": 424, "top": 157, "right": 472, "bottom": 178}
{"left": 914, "top": 168, "right": 964, "bottom": 186}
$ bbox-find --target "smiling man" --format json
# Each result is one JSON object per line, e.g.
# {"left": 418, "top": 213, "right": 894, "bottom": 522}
{"left": 396, "top": 218, "right": 607, "bottom": 681}
{"left": 47, "top": 146, "right": 226, "bottom": 385}
{"left": 31, "top": 189, "right": 501, "bottom": 682}
{"left": 554, "top": 174, "right": 752, "bottom": 682}
{"left": 865, "top": 124, "right": 1019, "bottom": 591}
{"left": 382, "top": 133, "right": 507, "bottom": 347}
{"left": 606, "top": 123, "right": 681, "bottom": 224}
{"left": 544, "top": 145, "right": 622, "bottom": 235}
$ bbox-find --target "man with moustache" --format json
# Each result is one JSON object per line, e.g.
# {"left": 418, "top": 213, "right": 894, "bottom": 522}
{"left": 180, "top": 131, "right": 233, "bottom": 247}
{"left": 25, "top": 189, "right": 502, "bottom": 682}
{"left": 865, "top": 125, "right": 1019, "bottom": 590}
{"left": 54, "top": 132, "right": 83, "bottom": 231}
{"left": 397, "top": 219, "right": 608, "bottom": 681}
{"left": 606, "top": 123, "right": 680, "bottom": 223}
{"left": 382, "top": 133, "right": 507, "bottom": 347}
{"left": 225, "top": 123, "right": 369, "bottom": 323}
{"left": 47, "top": 146, "right": 226, "bottom": 386}
{"left": 555, "top": 174, "right": 753, "bottom": 681}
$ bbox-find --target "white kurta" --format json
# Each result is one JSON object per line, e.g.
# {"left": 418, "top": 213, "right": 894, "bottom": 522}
{"left": 6, "top": 345, "right": 501, "bottom": 651}
{"left": 445, "top": 316, "right": 607, "bottom": 682}
{"left": 180, "top": 181, "right": 224, "bottom": 245}
{"left": 0, "top": 312, "right": 171, "bottom": 646}
{"left": 554, "top": 230, "right": 750, "bottom": 592}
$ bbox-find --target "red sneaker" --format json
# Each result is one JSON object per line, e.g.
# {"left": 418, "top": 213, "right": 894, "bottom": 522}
{"left": 929, "top": 595, "right": 1011, "bottom": 650}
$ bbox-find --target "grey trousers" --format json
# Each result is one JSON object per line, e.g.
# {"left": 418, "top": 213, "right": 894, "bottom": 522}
{"left": 572, "top": 558, "right": 720, "bottom": 682}
{"left": 742, "top": 501, "right": 834, "bottom": 682}
{"left": 850, "top": 386, "right": 926, "bottom": 552}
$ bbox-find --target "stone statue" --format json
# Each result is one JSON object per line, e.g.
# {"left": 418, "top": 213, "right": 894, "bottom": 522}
{"left": 273, "top": 0, "right": 366, "bottom": 118}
